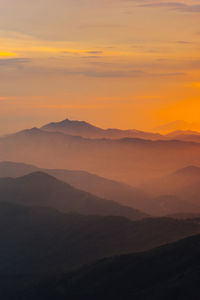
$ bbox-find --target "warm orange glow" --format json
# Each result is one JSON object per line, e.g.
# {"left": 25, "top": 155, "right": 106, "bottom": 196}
{"left": 0, "top": 52, "right": 16, "bottom": 57}
{"left": 0, "top": 1, "right": 199, "bottom": 133}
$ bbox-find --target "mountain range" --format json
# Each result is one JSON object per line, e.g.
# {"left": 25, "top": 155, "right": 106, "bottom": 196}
{"left": 41, "top": 118, "right": 162, "bottom": 140}
{"left": 28, "top": 233, "right": 200, "bottom": 300}
{"left": 0, "top": 171, "right": 147, "bottom": 220}
{"left": 42, "top": 118, "right": 200, "bottom": 143}
{"left": 0, "top": 202, "right": 200, "bottom": 299}
{"left": 2, "top": 124, "right": 200, "bottom": 186}
{"left": 143, "top": 166, "right": 200, "bottom": 207}
{"left": 1, "top": 118, "right": 200, "bottom": 298}
{"left": 155, "top": 120, "right": 200, "bottom": 133}
{"left": 1, "top": 161, "right": 200, "bottom": 216}
{"left": 0, "top": 161, "right": 147, "bottom": 210}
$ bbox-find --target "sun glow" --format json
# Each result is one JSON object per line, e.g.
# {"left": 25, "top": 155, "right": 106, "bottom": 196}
{"left": 0, "top": 52, "right": 16, "bottom": 57}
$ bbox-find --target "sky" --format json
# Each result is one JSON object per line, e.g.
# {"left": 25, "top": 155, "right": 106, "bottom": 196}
{"left": 0, "top": 0, "right": 200, "bottom": 134}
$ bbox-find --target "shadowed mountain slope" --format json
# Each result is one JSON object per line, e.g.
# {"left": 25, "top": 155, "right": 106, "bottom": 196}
{"left": 42, "top": 118, "right": 200, "bottom": 143}
{"left": 0, "top": 161, "right": 148, "bottom": 209}
{"left": 0, "top": 171, "right": 147, "bottom": 220}
{"left": 143, "top": 166, "right": 200, "bottom": 207}
{"left": 0, "top": 162, "right": 200, "bottom": 216}
{"left": 144, "top": 165, "right": 200, "bottom": 195}
{"left": 0, "top": 203, "right": 200, "bottom": 299}
{"left": 41, "top": 118, "right": 162, "bottom": 140}
{"left": 2, "top": 127, "right": 200, "bottom": 185}
{"left": 28, "top": 234, "right": 200, "bottom": 300}
{"left": 166, "top": 130, "right": 200, "bottom": 143}
{"left": 131, "top": 194, "right": 200, "bottom": 217}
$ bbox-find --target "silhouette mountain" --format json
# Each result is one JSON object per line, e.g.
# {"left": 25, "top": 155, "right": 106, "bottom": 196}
{"left": 25, "top": 233, "right": 200, "bottom": 300}
{"left": 43, "top": 118, "right": 200, "bottom": 143}
{"left": 0, "top": 161, "right": 148, "bottom": 209}
{"left": 131, "top": 194, "right": 200, "bottom": 216}
{"left": 167, "top": 130, "right": 200, "bottom": 137}
{"left": 0, "top": 202, "right": 200, "bottom": 299}
{"left": 1, "top": 161, "right": 200, "bottom": 216}
{"left": 143, "top": 165, "right": 200, "bottom": 198}
{"left": 42, "top": 118, "right": 103, "bottom": 137}
{"left": 42, "top": 118, "right": 162, "bottom": 140}
{"left": 138, "top": 166, "right": 200, "bottom": 215}
{"left": 0, "top": 171, "right": 147, "bottom": 220}
{"left": 165, "top": 133, "right": 200, "bottom": 143}
{"left": 155, "top": 120, "right": 200, "bottom": 133}
{"left": 2, "top": 127, "right": 200, "bottom": 185}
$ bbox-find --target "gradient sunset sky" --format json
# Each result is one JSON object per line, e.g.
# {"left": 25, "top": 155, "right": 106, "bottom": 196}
{"left": 0, "top": 0, "right": 200, "bottom": 134}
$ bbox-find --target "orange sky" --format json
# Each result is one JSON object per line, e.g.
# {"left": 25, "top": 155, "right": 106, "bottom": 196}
{"left": 0, "top": 0, "right": 200, "bottom": 134}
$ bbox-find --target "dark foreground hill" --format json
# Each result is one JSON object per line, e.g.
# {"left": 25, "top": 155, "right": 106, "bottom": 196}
{"left": 0, "top": 171, "right": 147, "bottom": 220}
{"left": 0, "top": 203, "right": 200, "bottom": 299}
{"left": 28, "top": 234, "right": 200, "bottom": 300}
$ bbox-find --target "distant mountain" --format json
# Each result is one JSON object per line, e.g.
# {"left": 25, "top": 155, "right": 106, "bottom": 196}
{"left": 42, "top": 118, "right": 200, "bottom": 143}
{"left": 0, "top": 161, "right": 148, "bottom": 209}
{"left": 25, "top": 234, "right": 200, "bottom": 300}
{"left": 0, "top": 161, "right": 38, "bottom": 177}
{"left": 0, "top": 171, "right": 147, "bottom": 220}
{"left": 42, "top": 118, "right": 162, "bottom": 140}
{"left": 165, "top": 130, "right": 200, "bottom": 143}
{"left": 133, "top": 194, "right": 200, "bottom": 216}
{"left": 155, "top": 120, "right": 200, "bottom": 133}
{"left": 167, "top": 213, "right": 200, "bottom": 220}
{"left": 141, "top": 165, "right": 200, "bottom": 214}
{"left": 0, "top": 162, "right": 197, "bottom": 216}
{"left": 174, "top": 165, "right": 200, "bottom": 178}
{"left": 42, "top": 118, "right": 103, "bottom": 138}
{"left": 0, "top": 202, "right": 200, "bottom": 299}
{"left": 166, "top": 130, "right": 200, "bottom": 138}
{"left": 143, "top": 165, "right": 200, "bottom": 196}
{"left": 2, "top": 127, "right": 200, "bottom": 186}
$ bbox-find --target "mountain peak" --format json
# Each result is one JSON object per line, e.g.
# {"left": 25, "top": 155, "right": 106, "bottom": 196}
{"left": 42, "top": 118, "right": 96, "bottom": 129}
{"left": 41, "top": 118, "right": 102, "bottom": 137}
{"left": 19, "top": 171, "right": 62, "bottom": 184}
{"left": 155, "top": 120, "right": 200, "bottom": 134}
{"left": 174, "top": 165, "right": 200, "bottom": 176}
{"left": 14, "top": 127, "right": 43, "bottom": 136}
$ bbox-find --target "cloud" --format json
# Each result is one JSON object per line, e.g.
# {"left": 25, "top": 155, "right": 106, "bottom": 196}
{"left": 74, "top": 69, "right": 145, "bottom": 78}
{"left": 28, "top": 66, "right": 185, "bottom": 78}
{"left": 86, "top": 51, "right": 104, "bottom": 54}
{"left": 175, "top": 40, "right": 193, "bottom": 44}
{"left": 62, "top": 50, "right": 104, "bottom": 56}
{"left": 80, "top": 23, "right": 127, "bottom": 29}
{"left": 81, "top": 56, "right": 103, "bottom": 59}
{"left": 0, "top": 97, "right": 9, "bottom": 101}
{"left": 0, "top": 57, "right": 186, "bottom": 79}
{"left": 139, "top": 2, "right": 184, "bottom": 8}
{"left": 0, "top": 58, "right": 31, "bottom": 66}
{"left": 135, "top": 1, "right": 200, "bottom": 13}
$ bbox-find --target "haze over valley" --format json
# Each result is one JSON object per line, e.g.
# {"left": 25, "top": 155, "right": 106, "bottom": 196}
{"left": 1, "top": 116, "right": 200, "bottom": 299}
{"left": 1, "top": 0, "right": 200, "bottom": 298}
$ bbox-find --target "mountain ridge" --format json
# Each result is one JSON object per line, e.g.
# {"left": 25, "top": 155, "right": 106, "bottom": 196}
{"left": 2, "top": 124, "right": 200, "bottom": 186}
{"left": 0, "top": 161, "right": 148, "bottom": 210}
{"left": 0, "top": 202, "right": 200, "bottom": 299}
{"left": 0, "top": 171, "right": 148, "bottom": 220}
{"left": 23, "top": 233, "right": 200, "bottom": 300}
